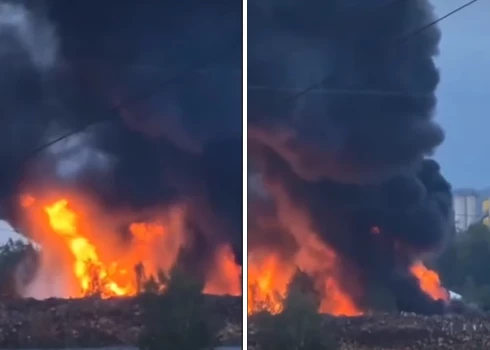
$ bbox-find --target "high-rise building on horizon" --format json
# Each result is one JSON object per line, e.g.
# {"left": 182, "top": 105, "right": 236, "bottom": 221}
{"left": 453, "top": 189, "right": 479, "bottom": 232}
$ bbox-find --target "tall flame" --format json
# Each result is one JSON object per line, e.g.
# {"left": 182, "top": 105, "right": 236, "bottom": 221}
{"left": 203, "top": 244, "right": 242, "bottom": 296}
{"left": 247, "top": 243, "right": 363, "bottom": 316}
{"left": 410, "top": 261, "right": 449, "bottom": 302}
{"left": 247, "top": 253, "right": 295, "bottom": 314}
{"left": 248, "top": 187, "right": 364, "bottom": 316}
{"left": 19, "top": 193, "right": 241, "bottom": 299}
{"left": 247, "top": 193, "right": 447, "bottom": 316}
{"left": 43, "top": 199, "right": 131, "bottom": 297}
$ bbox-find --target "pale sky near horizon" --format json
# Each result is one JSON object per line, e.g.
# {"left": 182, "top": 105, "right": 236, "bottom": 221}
{"left": 433, "top": 0, "right": 489, "bottom": 189}
{"left": 0, "top": 0, "right": 487, "bottom": 244}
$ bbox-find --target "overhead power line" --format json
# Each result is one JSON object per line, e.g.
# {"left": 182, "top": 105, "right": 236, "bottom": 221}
{"left": 401, "top": 0, "right": 479, "bottom": 44}
{"left": 248, "top": 85, "right": 432, "bottom": 98}
{"left": 18, "top": 9, "right": 242, "bottom": 168}
{"left": 248, "top": 0, "right": 408, "bottom": 72}
{"left": 257, "top": 0, "right": 480, "bottom": 105}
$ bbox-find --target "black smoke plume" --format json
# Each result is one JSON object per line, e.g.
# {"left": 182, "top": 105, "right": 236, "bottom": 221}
{"left": 248, "top": 0, "right": 454, "bottom": 314}
{"left": 0, "top": 0, "right": 243, "bottom": 280}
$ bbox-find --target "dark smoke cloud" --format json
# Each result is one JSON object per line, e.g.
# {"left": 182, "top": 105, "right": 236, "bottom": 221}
{"left": 0, "top": 0, "right": 243, "bottom": 270}
{"left": 249, "top": 0, "right": 454, "bottom": 313}
{"left": 249, "top": 0, "right": 443, "bottom": 184}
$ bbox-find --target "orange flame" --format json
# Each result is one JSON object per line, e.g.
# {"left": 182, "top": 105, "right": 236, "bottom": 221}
{"left": 43, "top": 199, "right": 134, "bottom": 297}
{"left": 247, "top": 194, "right": 363, "bottom": 316}
{"left": 19, "top": 193, "right": 241, "bottom": 299}
{"left": 247, "top": 243, "right": 363, "bottom": 316}
{"left": 247, "top": 252, "right": 295, "bottom": 314}
{"left": 410, "top": 261, "right": 449, "bottom": 302}
{"left": 203, "top": 244, "right": 242, "bottom": 296}
{"left": 247, "top": 185, "right": 448, "bottom": 315}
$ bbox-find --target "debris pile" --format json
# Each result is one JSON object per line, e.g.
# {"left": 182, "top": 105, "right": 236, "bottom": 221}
{"left": 249, "top": 312, "right": 490, "bottom": 350}
{"left": 0, "top": 295, "right": 242, "bottom": 348}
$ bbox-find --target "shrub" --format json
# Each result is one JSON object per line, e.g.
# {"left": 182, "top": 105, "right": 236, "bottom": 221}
{"left": 0, "top": 239, "right": 39, "bottom": 296}
{"left": 138, "top": 266, "right": 218, "bottom": 350}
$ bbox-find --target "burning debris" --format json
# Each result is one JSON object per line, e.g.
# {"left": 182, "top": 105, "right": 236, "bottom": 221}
{"left": 248, "top": 0, "right": 454, "bottom": 316}
{"left": 0, "top": 1, "right": 242, "bottom": 299}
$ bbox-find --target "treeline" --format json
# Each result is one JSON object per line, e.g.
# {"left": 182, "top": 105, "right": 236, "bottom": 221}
{"left": 0, "top": 238, "right": 38, "bottom": 297}
{"left": 0, "top": 239, "right": 226, "bottom": 350}
{"left": 433, "top": 223, "right": 490, "bottom": 310}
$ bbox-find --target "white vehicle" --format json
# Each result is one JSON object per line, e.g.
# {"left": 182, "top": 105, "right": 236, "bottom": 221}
{"left": 449, "top": 290, "right": 463, "bottom": 301}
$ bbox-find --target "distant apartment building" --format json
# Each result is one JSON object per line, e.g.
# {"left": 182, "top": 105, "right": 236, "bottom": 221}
{"left": 453, "top": 189, "right": 480, "bottom": 232}
{"left": 452, "top": 188, "right": 490, "bottom": 232}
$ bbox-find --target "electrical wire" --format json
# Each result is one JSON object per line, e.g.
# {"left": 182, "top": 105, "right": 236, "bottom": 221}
{"left": 277, "top": 0, "right": 480, "bottom": 105}
{"left": 16, "top": 8, "right": 242, "bottom": 168}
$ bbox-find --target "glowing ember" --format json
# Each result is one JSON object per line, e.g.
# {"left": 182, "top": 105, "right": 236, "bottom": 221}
{"left": 410, "top": 261, "right": 449, "bottom": 302}
{"left": 20, "top": 194, "right": 35, "bottom": 208}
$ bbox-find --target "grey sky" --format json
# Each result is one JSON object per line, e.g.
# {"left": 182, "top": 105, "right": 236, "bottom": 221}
{"left": 433, "top": 0, "right": 489, "bottom": 189}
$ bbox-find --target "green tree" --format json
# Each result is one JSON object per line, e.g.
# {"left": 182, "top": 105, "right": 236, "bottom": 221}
{"left": 252, "top": 270, "right": 338, "bottom": 350}
{"left": 138, "top": 266, "right": 218, "bottom": 350}
{"left": 434, "top": 242, "right": 464, "bottom": 288}
{"left": 458, "top": 224, "right": 490, "bottom": 287}
{"left": 435, "top": 224, "right": 490, "bottom": 309}
{"left": 142, "top": 275, "right": 159, "bottom": 294}
{"left": 0, "top": 239, "right": 38, "bottom": 296}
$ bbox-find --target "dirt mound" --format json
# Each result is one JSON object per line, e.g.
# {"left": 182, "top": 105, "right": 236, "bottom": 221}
{"left": 249, "top": 312, "right": 490, "bottom": 350}
{"left": 333, "top": 313, "right": 490, "bottom": 349}
{"left": 0, "top": 295, "right": 242, "bottom": 348}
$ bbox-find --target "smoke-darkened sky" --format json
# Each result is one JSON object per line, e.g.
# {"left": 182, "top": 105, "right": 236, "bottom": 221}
{"left": 0, "top": 0, "right": 487, "bottom": 244}
{"left": 247, "top": 0, "right": 461, "bottom": 314}
{"left": 0, "top": 0, "right": 243, "bottom": 258}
